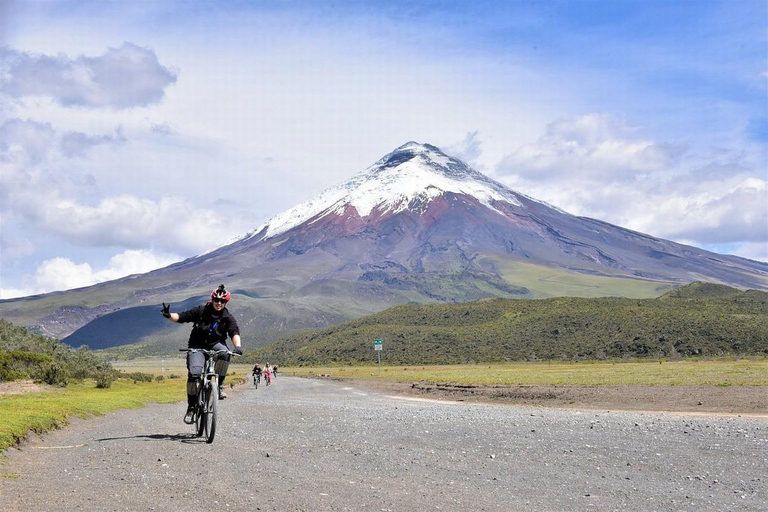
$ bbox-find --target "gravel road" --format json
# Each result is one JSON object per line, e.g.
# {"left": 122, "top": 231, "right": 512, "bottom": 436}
{"left": 2, "top": 377, "right": 766, "bottom": 511}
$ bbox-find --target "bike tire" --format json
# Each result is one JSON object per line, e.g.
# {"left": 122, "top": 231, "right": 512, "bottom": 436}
{"left": 195, "top": 384, "right": 205, "bottom": 437}
{"left": 205, "top": 382, "right": 218, "bottom": 443}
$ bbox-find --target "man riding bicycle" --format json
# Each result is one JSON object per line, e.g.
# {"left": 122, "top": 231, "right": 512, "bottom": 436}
{"left": 161, "top": 284, "right": 243, "bottom": 422}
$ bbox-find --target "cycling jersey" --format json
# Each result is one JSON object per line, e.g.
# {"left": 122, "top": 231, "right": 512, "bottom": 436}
{"left": 177, "top": 303, "right": 240, "bottom": 349}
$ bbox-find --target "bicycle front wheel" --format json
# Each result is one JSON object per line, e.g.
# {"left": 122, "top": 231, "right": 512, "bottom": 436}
{"left": 195, "top": 381, "right": 205, "bottom": 437}
{"left": 205, "top": 382, "right": 218, "bottom": 443}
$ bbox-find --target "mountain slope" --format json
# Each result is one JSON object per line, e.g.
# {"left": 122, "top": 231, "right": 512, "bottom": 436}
{"left": 1, "top": 142, "right": 766, "bottom": 353}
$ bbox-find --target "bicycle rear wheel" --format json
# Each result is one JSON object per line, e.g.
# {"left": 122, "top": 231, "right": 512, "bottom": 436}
{"left": 205, "top": 382, "right": 218, "bottom": 443}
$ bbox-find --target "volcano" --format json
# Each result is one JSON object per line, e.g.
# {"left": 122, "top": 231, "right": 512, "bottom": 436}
{"left": 194, "top": 141, "right": 767, "bottom": 290}
{"left": 2, "top": 142, "right": 766, "bottom": 350}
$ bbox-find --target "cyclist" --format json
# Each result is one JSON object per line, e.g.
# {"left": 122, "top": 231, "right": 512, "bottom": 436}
{"left": 272, "top": 365, "right": 278, "bottom": 379}
{"left": 264, "top": 362, "right": 272, "bottom": 385}
{"left": 252, "top": 363, "right": 262, "bottom": 385}
{"left": 161, "top": 284, "right": 243, "bottom": 422}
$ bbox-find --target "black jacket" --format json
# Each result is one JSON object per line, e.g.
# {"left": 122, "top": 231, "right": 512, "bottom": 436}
{"left": 177, "top": 303, "right": 240, "bottom": 349}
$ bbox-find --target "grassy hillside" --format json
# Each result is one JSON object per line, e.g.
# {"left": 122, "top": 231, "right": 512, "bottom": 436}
{"left": 249, "top": 283, "right": 768, "bottom": 365}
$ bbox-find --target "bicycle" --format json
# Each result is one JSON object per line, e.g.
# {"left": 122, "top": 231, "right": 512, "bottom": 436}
{"left": 252, "top": 372, "right": 260, "bottom": 388}
{"left": 180, "top": 348, "right": 240, "bottom": 443}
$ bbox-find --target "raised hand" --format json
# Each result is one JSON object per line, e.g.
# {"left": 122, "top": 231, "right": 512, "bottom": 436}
{"left": 161, "top": 303, "right": 171, "bottom": 318}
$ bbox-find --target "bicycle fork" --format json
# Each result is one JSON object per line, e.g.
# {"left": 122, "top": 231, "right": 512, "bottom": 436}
{"left": 199, "top": 374, "right": 217, "bottom": 412}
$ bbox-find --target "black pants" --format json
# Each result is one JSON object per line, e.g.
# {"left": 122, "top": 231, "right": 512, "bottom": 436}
{"left": 186, "top": 343, "right": 230, "bottom": 404}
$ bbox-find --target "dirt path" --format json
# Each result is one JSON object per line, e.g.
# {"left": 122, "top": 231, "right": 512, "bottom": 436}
{"left": 2, "top": 377, "right": 766, "bottom": 511}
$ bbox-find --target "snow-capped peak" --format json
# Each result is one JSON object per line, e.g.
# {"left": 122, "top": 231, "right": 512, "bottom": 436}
{"left": 238, "top": 142, "right": 525, "bottom": 243}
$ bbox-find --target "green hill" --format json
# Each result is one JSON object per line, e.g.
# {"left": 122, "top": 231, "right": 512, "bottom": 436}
{"left": 250, "top": 283, "right": 768, "bottom": 365}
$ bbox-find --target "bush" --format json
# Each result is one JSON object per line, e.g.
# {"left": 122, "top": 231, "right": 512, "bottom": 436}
{"left": 154, "top": 375, "right": 165, "bottom": 381}
{"left": 0, "top": 351, "right": 52, "bottom": 381}
{"left": 94, "top": 370, "right": 115, "bottom": 389}
{"left": 121, "top": 372, "right": 153, "bottom": 382}
{"left": 37, "top": 361, "right": 69, "bottom": 387}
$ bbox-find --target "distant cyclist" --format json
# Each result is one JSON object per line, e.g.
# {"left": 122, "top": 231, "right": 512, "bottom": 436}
{"left": 252, "top": 363, "right": 262, "bottom": 385}
{"left": 264, "top": 362, "right": 273, "bottom": 385}
{"left": 161, "top": 284, "right": 243, "bottom": 422}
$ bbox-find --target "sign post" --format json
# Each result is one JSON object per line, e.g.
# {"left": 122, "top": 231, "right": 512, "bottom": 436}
{"left": 374, "top": 338, "right": 383, "bottom": 375}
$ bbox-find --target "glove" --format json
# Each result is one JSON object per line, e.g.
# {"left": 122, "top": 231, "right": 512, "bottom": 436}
{"left": 161, "top": 303, "right": 171, "bottom": 318}
{"left": 233, "top": 347, "right": 243, "bottom": 356}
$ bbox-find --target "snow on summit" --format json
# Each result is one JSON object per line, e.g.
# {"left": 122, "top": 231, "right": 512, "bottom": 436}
{"left": 242, "top": 142, "right": 525, "bottom": 243}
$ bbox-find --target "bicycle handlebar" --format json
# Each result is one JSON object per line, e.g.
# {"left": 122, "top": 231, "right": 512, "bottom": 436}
{"left": 179, "top": 348, "right": 242, "bottom": 357}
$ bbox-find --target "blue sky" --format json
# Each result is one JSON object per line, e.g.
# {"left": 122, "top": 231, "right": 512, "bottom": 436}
{"left": 1, "top": 0, "right": 766, "bottom": 298}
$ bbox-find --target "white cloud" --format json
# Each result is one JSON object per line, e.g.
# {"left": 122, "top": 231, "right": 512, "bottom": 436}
{"left": 13, "top": 193, "right": 242, "bottom": 255}
{"left": 0, "top": 118, "right": 56, "bottom": 167}
{"left": 500, "top": 113, "right": 686, "bottom": 181}
{"left": 31, "top": 258, "right": 95, "bottom": 293}
{"left": 730, "top": 241, "right": 768, "bottom": 263}
{"left": 0, "top": 115, "right": 248, "bottom": 261}
{"left": 0, "top": 43, "right": 177, "bottom": 108}
{"left": 444, "top": 132, "right": 483, "bottom": 168}
{"left": 497, "top": 113, "right": 767, "bottom": 255}
{"left": 0, "top": 249, "right": 179, "bottom": 299}
{"left": 60, "top": 127, "right": 125, "bottom": 157}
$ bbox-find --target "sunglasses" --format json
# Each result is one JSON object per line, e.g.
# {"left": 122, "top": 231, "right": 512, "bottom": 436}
{"left": 212, "top": 298, "right": 228, "bottom": 304}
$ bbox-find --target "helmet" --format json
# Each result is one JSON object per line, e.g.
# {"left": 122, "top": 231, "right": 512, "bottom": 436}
{"left": 211, "top": 284, "right": 231, "bottom": 302}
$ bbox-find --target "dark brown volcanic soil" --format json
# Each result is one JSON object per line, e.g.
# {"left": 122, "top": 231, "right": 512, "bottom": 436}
{"left": 340, "top": 378, "right": 768, "bottom": 416}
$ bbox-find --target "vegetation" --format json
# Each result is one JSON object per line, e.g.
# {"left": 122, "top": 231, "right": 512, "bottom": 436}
{"left": 0, "top": 379, "right": 183, "bottom": 453}
{"left": 0, "top": 319, "right": 116, "bottom": 385}
{"left": 0, "top": 320, "right": 252, "bottom": 454}
{"left": 283, "top": 359, "right": 768, "bottom": 387}
{"left": 249, "top": 283, "right": 768, "bottom": 366}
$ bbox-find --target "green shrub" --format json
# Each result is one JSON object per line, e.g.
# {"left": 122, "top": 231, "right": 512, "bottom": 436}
{"left": 120, "top": 371, "right": 153, "bottom": 382}
{"left": 37, "top": 361, "right": 69, "bottom": 387}
{"left": 0, "top": 351, "right": 52, "bottom": 381}
{"left": 94, "top": 370, "right": 115, "bottom": 389}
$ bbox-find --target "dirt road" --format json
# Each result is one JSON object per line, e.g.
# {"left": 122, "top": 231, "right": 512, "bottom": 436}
{"left": 2, "top": 377, "right": 766, "bottom": 511}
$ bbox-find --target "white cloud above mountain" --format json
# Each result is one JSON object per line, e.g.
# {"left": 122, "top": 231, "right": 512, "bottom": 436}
{"left": 496, "top": 113, "right": 767, "bottom": 257}
{"left": 0, "top": 43, "right": 177, "bottom": 108}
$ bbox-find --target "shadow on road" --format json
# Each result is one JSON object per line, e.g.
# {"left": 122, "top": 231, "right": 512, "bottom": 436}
{"left": 95, "top": 433, "right": 206, "bottom": 444}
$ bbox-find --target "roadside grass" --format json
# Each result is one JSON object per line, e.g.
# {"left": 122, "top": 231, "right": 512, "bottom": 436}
{"left": 0, "top": 378, "right": 184, "bottom": 454}
{"left": 283, "top": 359, "right": 768, "bottom": 387}
{"left": 112, "top": 359, "right": 252, "bottom": 381}
{"left": 0, "top": 363, "right": 251, "bottom": 455}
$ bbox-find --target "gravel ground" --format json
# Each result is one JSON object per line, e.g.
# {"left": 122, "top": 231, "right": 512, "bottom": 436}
{"left": 2, "top": 376, "right": 766, "bottom": 511}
